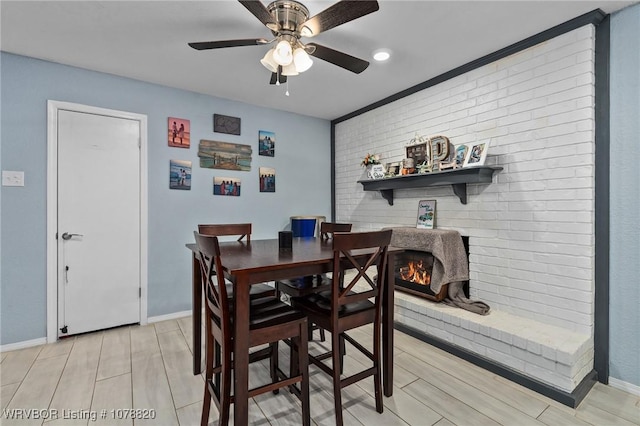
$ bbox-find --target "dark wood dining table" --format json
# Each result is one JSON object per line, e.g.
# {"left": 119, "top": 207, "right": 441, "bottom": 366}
{"left": 186, "top": 237, "right": 400, "bottom": 425}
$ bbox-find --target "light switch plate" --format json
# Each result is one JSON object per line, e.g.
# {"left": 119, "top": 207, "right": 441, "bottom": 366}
{"left": 2, "top": 171, "right": 25, "bottom": 187}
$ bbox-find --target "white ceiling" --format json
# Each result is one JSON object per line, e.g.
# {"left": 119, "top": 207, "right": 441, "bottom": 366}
{"left": 1, "top": 1, "right": 636, "bottom": 120}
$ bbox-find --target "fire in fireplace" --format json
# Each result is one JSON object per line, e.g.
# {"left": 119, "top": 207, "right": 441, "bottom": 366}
{"left": 399, "top": 258, "right": 432, "bottom": 285}
{"left": 395, "top": 251, "right": 448, "bottom": 301}
{"left": 394, "top": 235, "right": 470, "bottom": 302}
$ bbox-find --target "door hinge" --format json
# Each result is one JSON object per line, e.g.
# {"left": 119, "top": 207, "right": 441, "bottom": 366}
{"left": 139, "top": 288, "right": 142, "bottom": 298}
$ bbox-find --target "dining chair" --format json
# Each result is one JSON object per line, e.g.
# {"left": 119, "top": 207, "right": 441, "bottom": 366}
{"left": 275, "top": 222, "right": 353, "bottom": 343}
{"left": 197, "top": 223, "right": 280, "bottom": 400}
{"left": 194, "top": 232, "right": 310, "bottom": 426}
{"left": 198, "top": 223, "right": 275, "bottom": 300}
{"left": 291, "top": 229, "right": 392, "bottom": 426}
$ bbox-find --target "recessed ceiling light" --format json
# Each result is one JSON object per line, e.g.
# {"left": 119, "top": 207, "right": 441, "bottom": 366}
{"left": 373, "top": 48, "right": 391, "bottom": 62}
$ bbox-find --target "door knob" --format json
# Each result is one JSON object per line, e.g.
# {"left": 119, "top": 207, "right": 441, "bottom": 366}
{"left": 61, "top": 232, "right": 83, "bottom": 240}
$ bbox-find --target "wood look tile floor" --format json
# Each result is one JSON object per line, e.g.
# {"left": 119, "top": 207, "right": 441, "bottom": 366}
{"left": 1, "top": 316, "right": 638, "bottom": 426}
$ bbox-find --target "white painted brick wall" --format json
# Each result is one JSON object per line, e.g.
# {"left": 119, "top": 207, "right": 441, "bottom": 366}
{"left": 335, "top": 25, "right": 596, "bottom": 337}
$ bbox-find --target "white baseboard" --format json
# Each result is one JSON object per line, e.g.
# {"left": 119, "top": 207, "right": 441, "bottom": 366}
{"left": 608, "top": 376, "right": 640, "bottom": 397}
{"left": 1, "top": 311, "right": 196, "bottom": 353}
{"left": 0, "top": 337, "right": 47, "bottom": 353}
{"left": 147, "top": 310, "right": 192, "bottom": 323}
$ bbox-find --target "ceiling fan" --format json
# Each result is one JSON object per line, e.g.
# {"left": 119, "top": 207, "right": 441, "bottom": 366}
{"left": 188, "top": 0, "right": 380, "bottom": 85}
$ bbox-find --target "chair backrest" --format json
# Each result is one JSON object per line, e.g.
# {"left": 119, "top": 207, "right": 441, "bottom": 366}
{"left": 198, "top": 223, "right": 251, "bottom": 243}
{"left": 330, "top": 229, "right": 392, "bottom": 312}
{"left": 320, "top": 222, "right": 353, "bottom": 240}
{"left": 193, "top": 232, "right": 231, "bottom": 339}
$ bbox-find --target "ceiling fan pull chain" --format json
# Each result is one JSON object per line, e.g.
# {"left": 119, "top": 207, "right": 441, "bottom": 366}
{"left": 285, "top": 79, "right": 290, "bottom": 96}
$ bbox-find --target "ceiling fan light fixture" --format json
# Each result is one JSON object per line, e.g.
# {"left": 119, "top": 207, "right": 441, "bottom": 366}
{"left": 272, "top": 39, "right": 293, "bottom": 66}
{"left": 260, "top": 49, "right": 279, "bottom": 73}
{"left": 281, "top": 62, "right": 299, "bottom": 76}
{"left": 293, "top": 47, "right": 313, "bottom": 72}
{"left": 300, "top": 25, "right": 313, "bottom": 37}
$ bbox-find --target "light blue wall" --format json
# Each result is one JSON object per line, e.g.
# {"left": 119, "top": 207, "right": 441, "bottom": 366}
{"left": 0, "top": 52, "right": 331, "bottom": 345}
{"left": 610, "top": 4, "right": 640, "bottom": 387}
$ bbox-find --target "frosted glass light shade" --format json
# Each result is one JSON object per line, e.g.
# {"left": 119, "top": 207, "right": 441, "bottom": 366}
{"left": 293, "top": 48, "right": 313, "bottom": 72}
{"left": 272, "top": 40, "right": 293, "bottom": 66}
{"left": 282, "top": 62, "right": 299, "bottom": 76}
{"left": 260, "top": 49, "right": 278, "bottom": 73}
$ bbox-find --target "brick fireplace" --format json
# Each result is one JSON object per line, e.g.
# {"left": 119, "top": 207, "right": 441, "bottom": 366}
{"left": 334, "top": 24, "right": 597, "bottom": 403}
{"left": 394, "top": 236, "right": 470, "bottom": 302}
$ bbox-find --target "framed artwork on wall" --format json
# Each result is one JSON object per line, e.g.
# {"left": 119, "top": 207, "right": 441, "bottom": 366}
{"left": 169, "top": 160, "right": 191, "bottom": 190}
{"left": 259, "top": 167, "right": 275, "bottom": 192}
{"left": 168, "top": 117, "right": 190, "bottom": 148}
{"left": 259, "top": 130, "right": 275, "bottom": 157}
{"left": 416, "top": 199, "right": 436, "bottom": 229}
{"left": 198, "top": 140, "right": 252, "bottom": 171}
{"left": 213, "top": 114, "right": 241, "bottom": 135}
{"left": 213, "top": 177, "right": 241, "bottom": 196}
{"left": 463, "top": 141, "right": 489, "bottom": 167}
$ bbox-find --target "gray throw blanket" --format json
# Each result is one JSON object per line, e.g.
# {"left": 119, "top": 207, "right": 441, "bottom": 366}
{"left": 385, "top": 227, "right": 490, "bottom": 315}
{"left": 444, "top": 281, "right": 490, "bottom": 315}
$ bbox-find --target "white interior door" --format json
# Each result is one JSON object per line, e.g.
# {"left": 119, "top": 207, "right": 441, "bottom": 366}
{"left": 57, "top": 109, "right": 141, "bottom": 336}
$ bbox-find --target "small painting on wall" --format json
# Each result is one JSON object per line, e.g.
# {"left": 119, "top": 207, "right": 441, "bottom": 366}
{"left": 170, "top": 160, "right": 191, "bottom": 190}
{"left": 214, "top": 176, "right": 241, "bottom": 196}
{"left": 416, "top": 199, "right": 436, "bottom": 229}
{"left": 259, "top": 130, "right": 275, "bottom": 157}
{"left": 168, "top": 117, "right": 190, "bottom": 148}
{"left": 259, "top": 167, "right": 275, "bottom": 192}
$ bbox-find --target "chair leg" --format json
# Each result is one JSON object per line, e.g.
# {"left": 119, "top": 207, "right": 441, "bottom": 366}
{"left": 289, "top": 336, "right": 300, "bottom": 395}
{"left": 200, "top": 388, "right": 211, "bottom": 426}
{"left": 214, "top": 340, "right": 221, "bottom": 395}
{"left": 331, "top": 330, "right": 344, "bottom": 426}
{"left": 201, "top": 330, "right": 214, "bottom": 426}
{"left": 269, "top": 342, "right": 280, "bottom": 394}
{"left": 297, "top": 326, "right": 310, "bottom": 426}
{"left": 338, "top": 333, "right": 346, "bottom": 374}
{"left": 373, "top": 322, "right": 383, "bottom": 414}
{"left": 218, "top": 346, "right": 232, "bottom": 426}
{"left": 307, "top": 323, "right": 314, "bottom": 341}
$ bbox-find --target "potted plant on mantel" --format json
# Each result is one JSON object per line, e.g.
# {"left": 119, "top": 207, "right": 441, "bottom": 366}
{"left": 361, "top": 153, "right": 385, "bottom": 179}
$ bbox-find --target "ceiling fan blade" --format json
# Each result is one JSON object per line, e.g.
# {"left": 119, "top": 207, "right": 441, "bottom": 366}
{"left": 269, "top": 67, "right": 287, "bottom": 85}
{"left": 307, "top": 43, "right": 369, "bottom": 74}
{"left": 188, "top": 38, "right": 269, "bottom": 50}
{"left": 238, "top": 0, "right": 277, "bottom": 29}
{"left": 301, "top": 1, "right": 379, "bottom": 37}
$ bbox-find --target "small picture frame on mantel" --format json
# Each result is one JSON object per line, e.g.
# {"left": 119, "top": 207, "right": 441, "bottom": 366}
{"left": 416, "top": 199, "right": 436, "bottom": 229}
{"left": 463, "top": 141, "right": 489, "bottom": 167}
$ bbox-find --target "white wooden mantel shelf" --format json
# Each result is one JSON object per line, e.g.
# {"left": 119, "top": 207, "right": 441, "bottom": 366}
{"left": 357, "top": 166, "right": 502, "bottom": 205}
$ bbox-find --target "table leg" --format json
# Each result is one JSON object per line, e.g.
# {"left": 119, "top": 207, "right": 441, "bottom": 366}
{"left": 383, "top": 252, "right": 395, "bottom": 396}
{"left": 233, "top": 275, "right": 250, "bottom": 425}
{"left": 192, "top": 253, "right": 202, "bottom": 375}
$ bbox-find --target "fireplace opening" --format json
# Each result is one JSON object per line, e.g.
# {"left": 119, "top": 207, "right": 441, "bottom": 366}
{"left": 394, "top": 236, "right": 469, "bottom": 302}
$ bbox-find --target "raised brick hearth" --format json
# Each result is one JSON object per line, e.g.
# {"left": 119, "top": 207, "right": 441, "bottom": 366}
{"left": 394, "top": 291, "right": 592, "bottom": 393}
